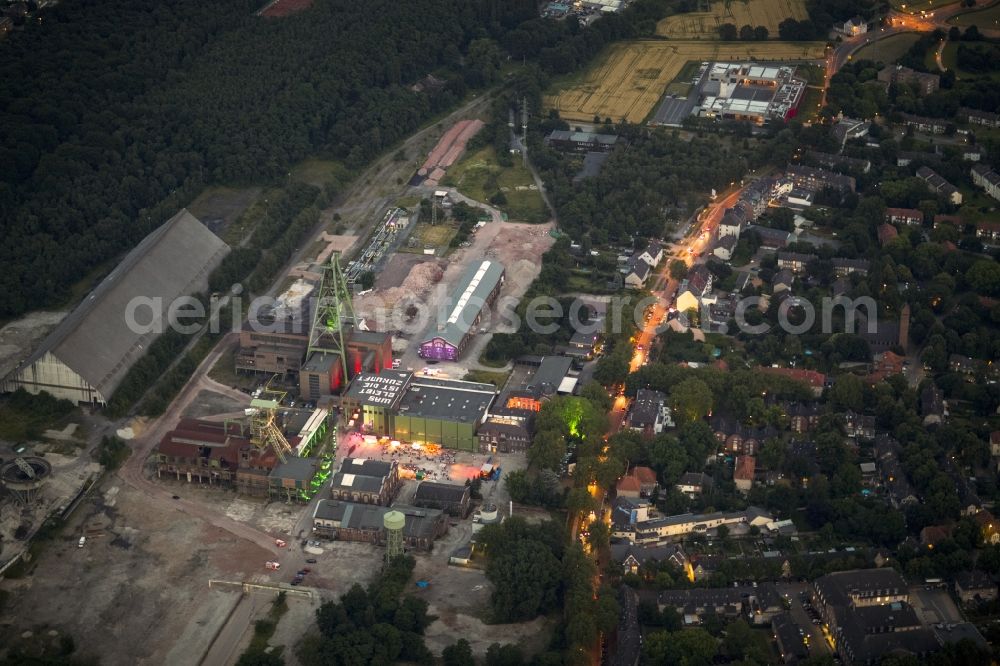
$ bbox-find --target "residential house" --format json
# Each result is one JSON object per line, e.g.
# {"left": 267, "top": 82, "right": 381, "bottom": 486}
{"left": 773, "top": 613, "right": 809, "bottom": 663}
{"left": 916, "top": 166, "right": 962, "bottom": 205}
{"left": 877, "top": 223, "right": 899, "bottom": 246}
{"left": 954, "top": 571, "right": 997, "bottom": 606}
{"left": 611, "top": 542, "right": 688, "bottom": 576}
{"left": 786, "top": 164, "right": 856, "bottom": 193}
{"left": 976, "top": 221, "right": 1000, "bottom": 244}
{"left": 734, "top": 455, "right": 756, "bottom": 493}
{"left": 772, "top": 269, "right": 794, "bottom": 293}
{"left": 879, "top": 67, "right": 939, "bottom": 95}
{"left": 832, "top": 258, "right": 870, "bottom": 277}
{"left": 896, "top": 150, "right": 942, "bottom": 168}
{"left": 974, "top": 510, "right": 1000, "bottom": 545}
{"left": 786, "top": 402, "right": 821, "bottom": 434}
{"left": 714, "top": 234, "right": 738, "bottom": 261}
{"left": 875, "top": 435, "right": 918, "bottom": 508}
{"left": 675, "top": 265, "right": 712, "bottom": 313}
{"left": 633, "top": 240, "right": 664, "bottom": 269}
{"left": 806, "top": 150, "right": 871, "bottom": 174}
{"left": 760, "top": 367, "right": 827, "bottom": 397}
{"left": 676, "top": 472, "right": 713, "bottom": 497}
{"left": 990, "top": 430, "right": 1000, "bottom": 458}
{"left": 659, "top": 583, "right": 784, "bottom": 626}
{"left": 885, "top": 207, "right": 922, "bottom": 226}
{"left": 920, "top": 524, "right": 953, "bottom": 548}
{"left": 960, "top": 144, "right": 984, "bottom": 162}
{"left": 899, "top": 112, "right": 947, "bottom": 134}
{"left": 617, "top": 466, "right": 659, "bottom": 499}
{"left": 628, "top": 389, "right": 673, "bottom": 435}
{"left": 746, "top": 225, "right": 793, "bottom": 249}
{"left": 844, "top": 411, "right": 876, "bottom": 440}
{"left": 710, "top": 414, "right": 780, "bottom": 455}
{"left": 959, "top": 107, "right": 1000, "bottom": 128}
{"left": 971, "top": 164, "right": 1000, "bottom": 201}
{"left": 624, "top": 258, "right": 651, "bottom": 289}
{"left": 837, "top": 15, "right": 867, "bottom": 36}
{"left": 777, "top": 252, "right": 817, "bottom": 273}
{"left": 832, "top": 117, "right": 870, "bottom": 149}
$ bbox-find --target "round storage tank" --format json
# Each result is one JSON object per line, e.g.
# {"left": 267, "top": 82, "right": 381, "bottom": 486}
{"left": 383, "top": 510, "right": 406, "bottom": 531}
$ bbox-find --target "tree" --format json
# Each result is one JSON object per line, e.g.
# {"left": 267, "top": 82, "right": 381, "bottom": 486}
{"left": 718, "top": 23, "right": 738, "bottom": 40}
{"left": 830, "top": 374, "right": 864, "bottom": 412}
{"left": 739, "top": 24, "right": 755, "bottom": 41}
{"left": 485, "top": 643, "right": 525, "bottom": 666}
{"left": 670, "top": 259, "right": 689, "bottom": 280}
{"left": 643, "top": 628, "right": 716, "bottom": 666}
{"left": 966, "top": 260, "right": 1000, "bottom": 296}
{"left": 442, "top": 639, "right": 475, "bottom": 666}
{"left": 753, "top": 25, "right": 769, "bottom": 41}
{"left": 670, "top": 378, "right": 714, "bottom": 425}
{"left": 485, "top": 532, "right": 562, "bottom": 621}
{"left": 237, "top": 652, "right": 284, "bottom": 666}
{"left": 528, "top": 430, "right": 566, "bottom": 471}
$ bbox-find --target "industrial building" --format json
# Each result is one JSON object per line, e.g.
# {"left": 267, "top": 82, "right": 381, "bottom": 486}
{"left": 312, "top": 500, "right": 448, "bottom": 551}
{"left": 341, "top": 370, "right": 497, "bottom": 452}
{"left": 329, "top": 457, "right": 401, "bottom": 506}
{"left": 235, "top": 272, "right": 393, "bottom": 401}
{"left": 419, "top": 260, "right": 505, "bottom": 361}
{"left": 3, "top": 210, "right": 229, "bottom": 404}
{"left": 153, "top": 418, "right": 326, "bottom": 501}
{"left": 412, "top": 480, "right": 472, "bottom": 517}
{"left": 695, "top": 63, "right": 806, "bottom": 124}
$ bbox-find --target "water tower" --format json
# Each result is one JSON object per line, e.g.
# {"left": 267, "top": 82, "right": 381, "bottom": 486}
{"left": 1, "top": 457, "right": 52, "bottom": 505}
{"left": 383, "top": 510, "right": 405, "bottom": 563}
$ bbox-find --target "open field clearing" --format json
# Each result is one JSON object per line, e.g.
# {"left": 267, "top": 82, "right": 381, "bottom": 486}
{"left": 443, "top": 146, "right": 547, "bottom": 222}
{"left": 892, "top": 0, "right": 958, "bottom": 13}
{"left": 949, "top": 2, "right": 1000, "bottom": 26}
{"left": 546, "top": 40, "right": 826, "bottom": 123}
{"left": 854, "top": 32, "right": 920, "bottom": 64}
{"left": 656, "top": 0, "right": 808, "bottom": 39}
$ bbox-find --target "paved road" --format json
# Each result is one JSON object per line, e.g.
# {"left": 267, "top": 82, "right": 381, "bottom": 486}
{"left": 118, "top": 333, "right": 282, "bottom": 557}
{"left": 612, "top": 586, "right": 641, "bottom": 666}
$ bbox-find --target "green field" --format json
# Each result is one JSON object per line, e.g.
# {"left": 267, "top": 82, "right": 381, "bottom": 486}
{"left": 890, "top": 0, "right": 958, "bottom": 13}
{"left": 949, "top": 3, "right": 1000, "bottom": 26}
{"left": 854, "top": 32, "right": 921, "bottom": 64}
{"left": 443, "top": 146, "right": 548, "bottom": 223}
{"left": 290, "top": 158, "right": 350, "bottom": 188}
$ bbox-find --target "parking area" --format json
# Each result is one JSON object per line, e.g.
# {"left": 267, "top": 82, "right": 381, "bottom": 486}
{"left": 910, "top": 586, "right": 963, "bottom": 626}
{"left": 775, "top": 582, "right": 833, "bottom": 657}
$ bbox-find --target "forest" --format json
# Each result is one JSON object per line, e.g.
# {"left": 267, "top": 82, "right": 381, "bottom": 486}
{"left": 0, "top": 0, "right": 537, "bottom": 318}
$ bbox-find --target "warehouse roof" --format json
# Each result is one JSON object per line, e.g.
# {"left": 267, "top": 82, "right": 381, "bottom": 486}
{"left": 313, "top": 500, "right": 443, "bottom": 539}
{"left": 397, "top": 376, "right": 496, "bottom": 424}
{"left": 424, "top": 260, "right": 505, "bottom": 348}
{"left": 270, "top": 456, "right": 318, "bottom": 483}
{"left": 413, "top": 481, "right": 470, "bottom": 504}
{"left": 11, "top": 209, "right": 228, "bottom": 400}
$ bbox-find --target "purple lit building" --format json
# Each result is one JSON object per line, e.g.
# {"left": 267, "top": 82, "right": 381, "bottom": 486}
{"left": 419, "top": 260, "right": 504, "bottom": 361}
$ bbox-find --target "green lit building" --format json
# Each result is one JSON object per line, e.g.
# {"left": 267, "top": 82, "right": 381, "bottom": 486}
{"left": 341, "top": 371, "right": 497, "bottom": 452}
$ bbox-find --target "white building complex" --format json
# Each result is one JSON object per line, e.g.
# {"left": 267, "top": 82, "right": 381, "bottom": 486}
{"left": 2, "top": 210, "right": 229, "bottom": 404}
{"left": 696, "top": 63, "right": 806, "bottom": 124}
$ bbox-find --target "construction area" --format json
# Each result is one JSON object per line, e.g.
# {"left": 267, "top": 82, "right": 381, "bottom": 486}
{"left": 545, "top": 39, "right": 825, "bottom": 123}
{"left": 655, "top": 0, "right": 808, "bottom": 39}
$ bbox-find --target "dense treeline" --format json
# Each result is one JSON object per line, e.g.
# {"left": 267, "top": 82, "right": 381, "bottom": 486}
{"left": 533, "top": 124, "right": 749, "bottom": 243}
{"left": 296, "top": 556, "right": 435, "bottom": 666}
{"left": 0, "top": 0, "right": 537, "bottom": 318}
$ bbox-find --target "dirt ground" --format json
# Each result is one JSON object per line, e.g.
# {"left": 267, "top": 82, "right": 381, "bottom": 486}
{"left": 376, "top": 253, "right": 445, "bottom": 292}
{"left": 0, "top": 479, "right": 274, "bottom": 666}
{"left": 180, "top": 388, "right": 249, "bottom": 420}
